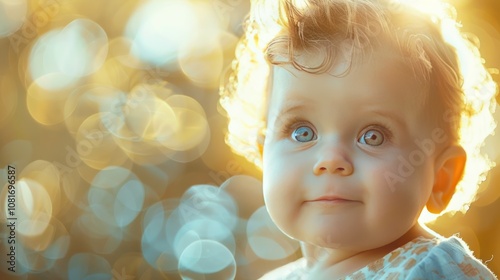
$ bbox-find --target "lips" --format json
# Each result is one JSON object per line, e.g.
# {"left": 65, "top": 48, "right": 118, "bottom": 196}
{"left": 306, "top": 195, "right": 352, "bottom": 202}
{"left": 304, "top": 195, "right": 359, "bottom": 206}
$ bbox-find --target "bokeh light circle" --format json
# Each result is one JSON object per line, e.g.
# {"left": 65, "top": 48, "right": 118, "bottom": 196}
{"left": 247, "top": 206, "right": 300, "bottom": 260}
{"left": 178, "top": 240, "right": 236, "bottom": 280}
{"left": 64, "top": 85, "right": 125, "bottom": 137}
{"left": 220, "top": 175, "right": 265, "bottom": 219}
{"left": 177, "top": 185, "right": 239, "bottom": 231}
{"left": 141, "top": 199, "right": 180, "bottom": 273}
{"left": 173, "top": 219, "right": 236, "bottom": 258}
{"left": 68, "top": 253, "right": 112, "bottom": 280}
{"left": 76, "top": 113, "right": 130, "bottom": 170}
{"left": 15, "top": 178, "right": 53, "bottom": 237}
{"left": 0, "top": 0, "right": 27, "bottom": 37}
{"left": 88, "top": 166, "right": 144, "bottom": 228}
{"left": 29, "top": 19, "right": 108, "bottom": 90}
{"left": 26, "top": 73, "right": 76, "bottom": 125}
{"left": 14, "top": 217, "right": 70, "bottom": 273}
{"left": 125, "top": 0, "right": 198, "bottom": 65}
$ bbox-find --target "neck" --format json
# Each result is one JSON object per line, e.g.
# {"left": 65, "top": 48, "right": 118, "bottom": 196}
{"left": 300, "top": 224, "right": 436, "bottom": 277}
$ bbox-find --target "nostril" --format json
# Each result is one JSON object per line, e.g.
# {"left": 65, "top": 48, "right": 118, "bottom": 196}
{"left": 319, "top": 166, "right": 346, "bottom": 172}
{"left": 315, "top": 162, "right": 353, "bottom": 176}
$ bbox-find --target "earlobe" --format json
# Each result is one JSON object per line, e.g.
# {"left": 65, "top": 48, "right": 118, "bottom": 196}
{"left": 426, "top": 145, "right": 466, "bottom": 214}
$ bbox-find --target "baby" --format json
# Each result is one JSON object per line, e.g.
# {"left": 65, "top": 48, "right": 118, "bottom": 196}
{"left": 220, "top": 0, "right": 498, "bottom": 278}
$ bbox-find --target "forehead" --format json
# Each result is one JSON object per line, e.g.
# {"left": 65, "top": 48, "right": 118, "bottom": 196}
{"left": 269, "top": 52, "right": 423, "bottom": 110}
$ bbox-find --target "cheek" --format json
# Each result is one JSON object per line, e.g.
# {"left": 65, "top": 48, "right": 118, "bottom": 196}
{"left": 263, "top": 157, "right": 303, "bottom": 203}
{"left": 362, "top": 155, "right": 433, "bottom": 215}
{"left": 262, "top": 150, "right": 291, "bottom": 209}
{"left": 364, "top": 148, "right": 432, "bottom": 191}
{"left": 262, "top": 144, "right": 305, "bottom": 192}
{"left": 360, "top": 156, "right": 403, "bottom": 194}
{"left": 262, "top": 148, "right": 306, "bottom": 226}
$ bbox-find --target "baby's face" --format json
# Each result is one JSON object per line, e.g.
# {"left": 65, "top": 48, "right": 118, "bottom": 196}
{"left": 262, "top": 52, "right": 440, "bottom": 251}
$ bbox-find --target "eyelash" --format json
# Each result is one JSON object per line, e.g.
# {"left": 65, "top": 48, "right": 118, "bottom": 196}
{"left": 279, "top": 117, "right": 394, "bottom": 144}
{"left": 279, "top": 116, "right": 313, "bottom": 138}
{"left": 359, "top": 123, "right": 394, "bottom": 144}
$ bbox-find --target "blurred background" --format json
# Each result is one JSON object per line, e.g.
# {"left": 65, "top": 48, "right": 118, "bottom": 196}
{"left": 0, "top": 0, "right": 499, "bottom": 279}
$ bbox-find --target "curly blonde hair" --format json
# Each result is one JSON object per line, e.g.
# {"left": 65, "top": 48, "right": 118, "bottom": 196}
{"left": 219, "top": 0, "right": 497, "bottom": 220}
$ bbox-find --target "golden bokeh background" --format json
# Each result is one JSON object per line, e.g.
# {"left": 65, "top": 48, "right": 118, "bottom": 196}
{"left": 0, "top": 0, "right": 499, "bottom": 279}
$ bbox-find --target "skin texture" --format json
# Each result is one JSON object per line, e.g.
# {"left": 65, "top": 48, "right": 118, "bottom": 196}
{"left": 260, "top": 51, "right": 466, "bottom": 278}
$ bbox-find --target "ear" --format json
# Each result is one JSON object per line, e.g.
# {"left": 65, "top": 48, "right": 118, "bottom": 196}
{"left": 426, "top": 145, "right": 466, "bottom": 214}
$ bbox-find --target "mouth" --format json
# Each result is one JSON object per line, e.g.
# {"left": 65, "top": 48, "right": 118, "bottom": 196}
{"left": 305, "top": 195, "right": 357, "bottom": 205}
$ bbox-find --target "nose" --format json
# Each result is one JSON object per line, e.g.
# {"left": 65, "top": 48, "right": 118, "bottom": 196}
{"left": 313, "top": 149, "right": 353, "bottom": 176}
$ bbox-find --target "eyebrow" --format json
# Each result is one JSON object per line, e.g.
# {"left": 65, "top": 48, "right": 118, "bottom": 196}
{"left": 368, "top": 109, "right": 406, "bottom": 128}
{"left": 268, "top": 99, "right": 310, "bottom": 129}
{"left": 272, "top": 98, "right": 407, "bottom": 130}
{"left": 276, "top": 98, "right": 314, "bottom": 117}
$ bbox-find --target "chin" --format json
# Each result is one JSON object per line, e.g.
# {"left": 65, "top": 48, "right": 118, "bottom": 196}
{"left": 294, "top": 228, "right": 351, "bottom": 249}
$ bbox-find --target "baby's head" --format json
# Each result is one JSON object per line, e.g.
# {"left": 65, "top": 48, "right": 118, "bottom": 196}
{"left": 220, "top": 0, "right": 496, "bottom": 249}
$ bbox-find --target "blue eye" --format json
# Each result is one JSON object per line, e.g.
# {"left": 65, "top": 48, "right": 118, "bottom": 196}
{"left": 358, "top": 129, "right": 384, "bottom": 146}
{"left": 292, "top": 126, "right": 316, "bottom": 142}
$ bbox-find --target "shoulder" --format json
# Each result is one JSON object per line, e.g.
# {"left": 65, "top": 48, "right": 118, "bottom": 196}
{"left": 408, "top": 235, "right": 497, "bottom": 279}
{"left": 259, "top": 258, "right": 307, "bottom": 280}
